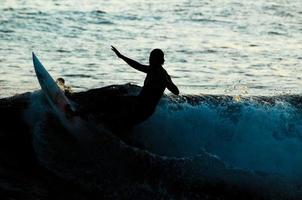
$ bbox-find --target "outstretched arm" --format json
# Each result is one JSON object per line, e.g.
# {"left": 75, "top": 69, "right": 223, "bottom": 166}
{"left": 166, "top": 74, "right": 179, "bottom": 95}
{"left": 111, "top": 46, "right": 149, "bottom": 73}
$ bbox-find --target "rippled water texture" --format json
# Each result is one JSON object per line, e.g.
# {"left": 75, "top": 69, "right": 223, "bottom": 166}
{"left": 0, "top": 0, "right": 301, "bottom": 97}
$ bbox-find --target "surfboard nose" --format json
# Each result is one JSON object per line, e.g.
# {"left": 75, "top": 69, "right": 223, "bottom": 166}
{"left": 32, "top": 52, "right": 45, "bottom": 80}
{"left": 32, "top": 53, "right": 44, "bottom": 71}
{"left": 32, "top": 52, "right": 37, "bottom": 62}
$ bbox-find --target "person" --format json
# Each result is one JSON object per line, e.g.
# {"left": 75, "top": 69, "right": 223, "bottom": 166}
{"left": 56, "top": 77, "right": 73, "bottom": 95}
{"left": 110, "top": 46, "right": 179, "bottom": 127}
{"left": 78, "top": 46, "right": 179, "bottom": 133}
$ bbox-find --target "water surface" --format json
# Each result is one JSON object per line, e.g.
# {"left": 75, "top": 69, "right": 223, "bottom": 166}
{"left": 0, "top": 0, "right": 301, "bottom": 97}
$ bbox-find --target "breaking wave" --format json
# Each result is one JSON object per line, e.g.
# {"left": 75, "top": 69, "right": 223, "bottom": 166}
{"left": 17, "top": 85, "right": 302, "bottom": 198}
{"left": 133, "top": 94, "right": 302, "bottom": 180}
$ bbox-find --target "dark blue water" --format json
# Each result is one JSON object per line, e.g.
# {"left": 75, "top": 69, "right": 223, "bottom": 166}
{"left": 22, "top": 86, "right": 302, "bottom": 199}
{"left": 133, "top": 95, "right": 302, "bottom": 179}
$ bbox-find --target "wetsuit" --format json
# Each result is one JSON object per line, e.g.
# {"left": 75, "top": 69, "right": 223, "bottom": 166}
{"left": 99, "top": 66, "right": 178, "bottom": 130}
{"left": 138, "top": 66, "right": 171, "bottom": 119}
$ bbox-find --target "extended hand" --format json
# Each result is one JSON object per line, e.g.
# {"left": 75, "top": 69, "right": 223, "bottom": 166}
{"left": 111, "top": 45, "right": 122, "bottom": 58}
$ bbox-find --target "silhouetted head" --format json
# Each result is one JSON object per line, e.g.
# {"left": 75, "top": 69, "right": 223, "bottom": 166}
{"left": 149, "top": 49, "right": 164, "bottom": 67}
{"left": 56, "top": 77, "right": 65, "bottom": 84}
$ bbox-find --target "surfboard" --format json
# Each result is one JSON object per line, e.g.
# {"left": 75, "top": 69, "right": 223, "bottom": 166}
{"left": 32, "top": 53, "right": 97, "bottom": 143}
{"left": 32, "top": 52, "right": 75, "bottom": 116}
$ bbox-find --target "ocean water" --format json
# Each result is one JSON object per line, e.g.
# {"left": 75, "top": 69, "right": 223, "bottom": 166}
{"left": 0, "top": 0, "right": 301, "bottom": 97}
{"left": 1, "top": 1, "right": 302, "bottom": 198}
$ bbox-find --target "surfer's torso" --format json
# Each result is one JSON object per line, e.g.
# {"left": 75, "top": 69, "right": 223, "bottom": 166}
{"left": 139, "top": 66, "right": 168, "bottom": 112}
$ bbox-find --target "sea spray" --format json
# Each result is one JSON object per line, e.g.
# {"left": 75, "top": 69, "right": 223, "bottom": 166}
{"left": 133, "top": 95, "right": 302, "bottom": 180}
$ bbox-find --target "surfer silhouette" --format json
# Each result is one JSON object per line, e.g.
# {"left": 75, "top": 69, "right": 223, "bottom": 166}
{"left": 110, "top": 46, "right": 179, "bottom": 126}
{"left": 76, "top": 46, "right": 179, "bottom": 133}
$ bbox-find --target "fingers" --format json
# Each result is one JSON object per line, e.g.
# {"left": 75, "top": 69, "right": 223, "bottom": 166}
{"left": 111, "top": 45, "right": 122, "bottom": 58}
{"left": 111, "top": 45, "right": 117, "bottom": 51}
{"left": 111, "top": 46, "right": 119, "bottom": 55}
